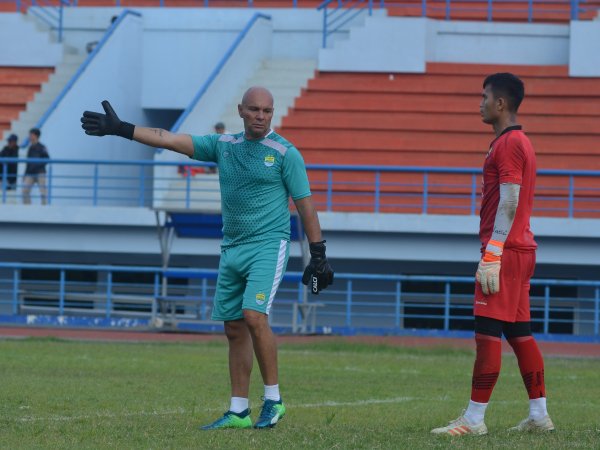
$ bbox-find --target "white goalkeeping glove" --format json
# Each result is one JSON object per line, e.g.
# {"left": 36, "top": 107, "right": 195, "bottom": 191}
{"left": 476, "top": 239, "right": 503, "bottom": 295}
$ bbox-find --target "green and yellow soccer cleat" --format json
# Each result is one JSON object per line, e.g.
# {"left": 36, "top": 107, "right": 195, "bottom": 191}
{"left": 200, "top": 409, "right": 252, "bottom": 430}
{"left": 254, "top": 399, "right": 286, "bottom": 429}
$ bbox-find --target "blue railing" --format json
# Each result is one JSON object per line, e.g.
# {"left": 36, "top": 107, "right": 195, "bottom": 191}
{"left": 19, "top": 9, "right": 142, "bottom": 149}
{"left": 14, "top": 0, "right": 69, "bottom": 42}
{"left": 383, "top": 0, "right": 587, "bottom": 21}
{"left": 0, "top": 261, "right": 599, "bottom": 339}
{"left": 317, "top": 0, "right": 373, "bottom": 48}
{"left": 1, "top": 159, "right": 600, "bottom": 217}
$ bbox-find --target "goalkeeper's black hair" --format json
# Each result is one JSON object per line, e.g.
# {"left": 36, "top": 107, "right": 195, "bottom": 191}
{"left": 483, "top": 73, "right": 525, "bottom": 113}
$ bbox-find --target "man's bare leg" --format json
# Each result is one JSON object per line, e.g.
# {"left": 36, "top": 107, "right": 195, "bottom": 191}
{"left": 225, "top": 318, "right": 254, "bottom": 398}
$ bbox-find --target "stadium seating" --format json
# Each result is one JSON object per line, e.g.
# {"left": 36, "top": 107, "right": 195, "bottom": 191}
{"left": 0, "top": 67, "right": 54, "bottom": 137}
{"left": 282, "top": 63, "right": 600, "bottom": 170}
{"left": 278, "top": 63, "right": 600, "bottom": 215}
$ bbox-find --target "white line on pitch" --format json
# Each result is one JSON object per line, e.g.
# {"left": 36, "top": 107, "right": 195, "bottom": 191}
{"left": 14, "top": 396, "right": 421, "bottom": 423}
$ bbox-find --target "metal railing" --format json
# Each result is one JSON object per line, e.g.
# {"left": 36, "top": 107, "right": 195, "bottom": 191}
{"left": 0, "top": 262, "right": 599, "bottom": 339}
{"left": 317, "top": 0, "right": 373, "bottom": 48}
{"left": 2, "top": 159, "right": 599, "bottom": 218}
{"left": 13, "top": 0, "right": 69, "bottom": 42}
{"left": 383, "top": 0, "right": 588, "bottom": 21}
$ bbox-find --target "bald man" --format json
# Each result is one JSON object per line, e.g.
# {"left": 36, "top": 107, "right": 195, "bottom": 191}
{"left": 81, "top": 87, "right": 334, "bottom": 430}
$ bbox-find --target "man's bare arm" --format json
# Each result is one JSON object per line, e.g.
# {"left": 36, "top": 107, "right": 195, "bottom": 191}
{"left": 81, "top": 101, "right": 194, "bottom": 157}
{"left": 133, "top": 127, "right": 194, "bottom": 157}
{"left": 293, "top": 196, "right": 323, "bottom": 243}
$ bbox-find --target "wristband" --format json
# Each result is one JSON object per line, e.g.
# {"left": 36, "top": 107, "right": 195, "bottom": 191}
{"left": 483, "top": 239, "right": 504, "bottom": 262}
{"left": 309, "top": 240, "right": 326, "bottom": 258}
{"left": 117, "top": 122, "right": 135, "bottom": 140}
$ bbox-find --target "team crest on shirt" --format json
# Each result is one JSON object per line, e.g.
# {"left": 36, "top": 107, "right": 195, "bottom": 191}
{"left": 255, "top": 292, "right": 266, "bottom": 305}
{"left": 264, "top": 155, "right": 275, "bottom": 167}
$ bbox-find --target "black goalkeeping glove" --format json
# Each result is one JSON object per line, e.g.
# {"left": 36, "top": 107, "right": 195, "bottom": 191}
{"left": 302, "top": 240, "right": 334, "bottom": 295}
{"left": 81, "top": 100, "right": 135, "bottom": 140}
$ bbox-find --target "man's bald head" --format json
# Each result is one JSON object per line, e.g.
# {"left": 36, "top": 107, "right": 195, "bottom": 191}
{"left": 241, "top": 86, "right": 274, "bottom": 107}
{"left": 238, "top": 86, "right": 275, "bottom": 140}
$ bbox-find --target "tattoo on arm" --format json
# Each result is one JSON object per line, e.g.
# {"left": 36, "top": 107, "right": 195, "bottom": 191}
{"left": 490, "top": 183, "right": 520, "bottom": 244}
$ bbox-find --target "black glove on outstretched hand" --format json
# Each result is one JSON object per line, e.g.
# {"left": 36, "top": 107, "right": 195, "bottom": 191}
{"left": 80, "top": 100, "right": 135, "bottom": 140}
{"left": 302, "top": 240, "right": 334, "bottom": 295}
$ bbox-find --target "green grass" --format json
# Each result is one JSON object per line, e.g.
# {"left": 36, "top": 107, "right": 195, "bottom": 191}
{"left": 0, "top": 337, "right": 599, "bottom": 449}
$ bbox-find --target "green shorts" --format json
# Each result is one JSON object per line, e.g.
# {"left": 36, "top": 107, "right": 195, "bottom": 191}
{"left": 212, "top": 239, "right": 290, "bottom": 321}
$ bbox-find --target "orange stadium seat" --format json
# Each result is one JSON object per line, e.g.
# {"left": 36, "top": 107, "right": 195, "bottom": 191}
{"left": 386, "top": 0, "right": 600, "bottom": 22}
{"left": 278, "top": 63, "right": 600, "bottom": 217}
{"left": 0, "top": 67, "right": 54, "bottom": 136}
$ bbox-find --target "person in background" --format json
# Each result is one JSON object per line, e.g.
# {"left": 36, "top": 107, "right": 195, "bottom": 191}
{"left": 86, "top": 15, "right": 119, "bottom": 54}
{"left": 22, "top": 128, "right": 50, "bottom": 205}
{"left": 203, "top": 122, "right": 227, "bottom": 174}
{"left": 0, "top": 134, "right": 19, "bottom": 191}
{"left": 214, "top": 122, "right": 226, "bottom": 134}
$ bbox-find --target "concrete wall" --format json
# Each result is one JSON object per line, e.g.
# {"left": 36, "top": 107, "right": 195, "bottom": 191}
{"left": 319, "top": 17, "right": 570, "bottom": 72}
{"left": 0, "top": 13, "right": 63, "bottom": 66}
{"left": 53, "top": 8, "right": 324, "bottom": 111}
{"left": 38, "top": 12, "right": 154, "bottom": 206}
{"left": 1, "top": 206, "right": 599, "bottom": 274}
{"left": 569, "top": 20, "right": 600, "bottom": 77}
{"left": 319, "top": 17, "right": 427, "bottom": 72}
{"left": 428, "top": 20, "right": 569, "bottom": 66}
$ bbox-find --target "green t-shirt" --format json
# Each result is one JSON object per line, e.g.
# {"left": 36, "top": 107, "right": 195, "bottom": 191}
{"left": 191, "top": 130, "right": 311, "bottom": 248}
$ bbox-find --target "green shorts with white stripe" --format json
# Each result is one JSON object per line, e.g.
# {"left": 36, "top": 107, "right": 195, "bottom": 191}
{"left": 212, "top": 239, "right": 290, "bottom": 321}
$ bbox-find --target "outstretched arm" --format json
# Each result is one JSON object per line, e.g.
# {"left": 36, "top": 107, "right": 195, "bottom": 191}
{"left": 81, "top": 100, "right": 194, "bottom": 157}
{"left": 132, "top": 127, "right": 194, "bottom": 157}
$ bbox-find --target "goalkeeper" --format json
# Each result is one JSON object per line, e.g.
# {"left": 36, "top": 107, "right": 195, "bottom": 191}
{"left": 81, "top": 86, "right": 333, "bottom": 430}
{"left": 432, "top": 73, "right": 553, "bottom": 436}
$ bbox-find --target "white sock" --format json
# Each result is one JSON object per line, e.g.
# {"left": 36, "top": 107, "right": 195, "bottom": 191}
{"left": 264, "top": 384, "right": 280, "bottom": 401}
{"left": 229, "top": 397, "right": 249, "bottom": 414}
{"left": 529, "top": 397, "right": 548, "bottom": 421}
{"left": 464, "top": 400, "right": 488, "bottom": 425}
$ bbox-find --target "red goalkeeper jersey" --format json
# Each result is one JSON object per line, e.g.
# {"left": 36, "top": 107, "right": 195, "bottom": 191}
{"left": 479, "top": 125, "right": 537, "bottom": 252}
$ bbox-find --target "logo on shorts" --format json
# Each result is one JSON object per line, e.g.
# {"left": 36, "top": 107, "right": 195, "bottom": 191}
{"left": 475, "top": 300, "right": 488, "bottom": 306}
{"left": 255, "top": 292, "right": 266, "bottom": 305}
{"left": 264, "top": 155, "right": 275, "bottom": 167}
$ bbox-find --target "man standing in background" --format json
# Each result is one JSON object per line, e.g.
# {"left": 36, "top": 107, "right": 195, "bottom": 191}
{"left": 22, "top": 128, "right": 50, "bottom": 205}
{"left": 1, "top": 134, "right": 19, "bottom": 191}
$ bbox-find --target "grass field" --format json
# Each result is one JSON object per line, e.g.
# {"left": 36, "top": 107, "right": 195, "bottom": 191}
{"left": 1, "top": 337, "right": 599, "bottom": 449}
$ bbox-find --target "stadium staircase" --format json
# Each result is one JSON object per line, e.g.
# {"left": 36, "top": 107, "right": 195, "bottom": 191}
{"left": 2, "top": 53, "right": 86, "bottom": 143}
{"left": 277, "top": 62, "right": 600, "bottom": 215}
{"left": 158, "top": 58, "right": 316, "bottom": 211}
{"left": 0, "top": 67, "right": 53, "bottom": 138}
{"left": 217, "top": 58, "right": 317, "bottom": 134}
